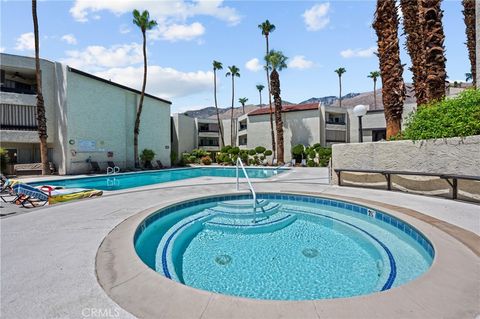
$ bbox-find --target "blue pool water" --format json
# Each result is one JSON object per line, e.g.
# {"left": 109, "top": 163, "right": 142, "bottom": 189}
{"left": 29, "top": 167, "right": 285, "bottom": 191}
{"left": 134, "top": 194, "right": 434, "bottom": 301}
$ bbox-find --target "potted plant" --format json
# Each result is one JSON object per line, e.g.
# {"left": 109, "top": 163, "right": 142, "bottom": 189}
{"left": 140, "top": 149, "right": 155, "bottom": 169}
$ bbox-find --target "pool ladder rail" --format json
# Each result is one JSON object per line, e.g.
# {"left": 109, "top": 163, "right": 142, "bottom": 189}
{"left": 235, "top": 158, "right": 258, "bottom": 223}
{"left": 107, "top": 166, "right": 120, "bottom": 175}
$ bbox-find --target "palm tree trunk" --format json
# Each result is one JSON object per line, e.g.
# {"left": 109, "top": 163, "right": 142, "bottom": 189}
{"left": 134, "top": 30, "right": 147, "bottom": 168}
{"left": 230, "top": 77, "right": 234, "bottom": 146}
{"left": 270, "top": 70, "right": 284, "bottom": 164}
{"left": 338, "top": 75, "right": 342, "bottom": 108}
{"left": 401, "top": 0, "right": 428, "bottom": 106}
{"left": 421, "top": 0, "right": 447, "bottom": 101}
{"left": 373, "top": 78, "right": 377, "bottom": 109}
{"left": 265, "top": 35, "right": 276, "bottom": 160}
{"left": 32, "top": 0, "right": 48, "bottom": 175}
{"left": 462, "top": 0, "right": 476, "bottom": 88}
{"left": 374, "top": 0, "right": 406, "bottom": 139}
{"left": 214, "top": 70, "right": 225, "bottom": 146}
{"left": 259, "top": 90, "right": 262, "bottom": 107}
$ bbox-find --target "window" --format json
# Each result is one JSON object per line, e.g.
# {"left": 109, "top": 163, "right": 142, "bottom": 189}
{"left": 326, "top": 113, "right": 346, "bottom": 125}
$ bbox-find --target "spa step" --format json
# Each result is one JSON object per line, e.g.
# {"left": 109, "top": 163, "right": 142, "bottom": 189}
{"left": 207, "top": 201, "right": 281, "bottom": 219}
{"left": 217, "top": 199, "right": 270, "bottom": 209}
{"left": 204, "top": 211, "right": 296, "bottom": 234}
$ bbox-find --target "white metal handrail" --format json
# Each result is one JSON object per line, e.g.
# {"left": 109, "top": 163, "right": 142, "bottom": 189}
{"left": 236, "top": 157, "right": 257, "bottom": 222}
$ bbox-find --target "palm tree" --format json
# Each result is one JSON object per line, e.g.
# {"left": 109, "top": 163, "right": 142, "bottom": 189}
{"left": 373, "top": 0, "right": 406, "bottom": 139}
{"left": 213, "top": 60, "right": 225, "bottom": 146}
{"left": 401, "top": 0, "right": 428, "bottom": 105}
{"left": 420, "top": 0, "right": 447, "bottom": 101}
{"left": 226, "top": 65, "right": 240, "bottom": 146}
{"left": 239, "top": 97, "right": 248, "bottom": 114}
{"left": 334, "top": 68, "right": 346, "bottom": 107}
{"left": 265, "top": 50, "right": 288, "bottom": 164}
{"left": 465, "top": 72, "right": 473, "bottom": 82}
{"left": 368, "top": 71, "right": 381, "bottom": 109}
{"left": 256, "top": 84, "right": 265, "bottom": 107}
{"left": 32, "top": 0, "right": 48, "bottom": 175}
{"left": 132, "top": 9, "right": 157, "bottom": 168}
{"left": 462, "top": 0, "right": 476, "bottom": 88}
{"left": 258, "top": 20, "right": 276, "bottom": 159}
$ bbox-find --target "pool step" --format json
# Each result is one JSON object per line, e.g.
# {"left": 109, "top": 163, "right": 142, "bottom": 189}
{"left": 217, "top": 199, "right": 270, "bottom": 209}
{"left": 204, "top": 211, "right": 296, "bottom": 234}
{"left": 208, "top": 201, "right": 281, "bottom": 219}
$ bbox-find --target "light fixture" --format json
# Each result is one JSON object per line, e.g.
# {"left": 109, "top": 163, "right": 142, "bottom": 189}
{"left": 353, "top": 105, "right": 368, "bottom": 142}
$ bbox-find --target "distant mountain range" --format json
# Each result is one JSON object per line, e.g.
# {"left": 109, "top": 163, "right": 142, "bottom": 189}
{"left": 183, "top": 87, "right": 416, "bottom": 119}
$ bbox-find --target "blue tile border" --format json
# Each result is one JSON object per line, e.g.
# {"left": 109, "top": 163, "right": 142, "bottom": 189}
{"left": 134, "top": 193, "right": 435, "bottom": 263}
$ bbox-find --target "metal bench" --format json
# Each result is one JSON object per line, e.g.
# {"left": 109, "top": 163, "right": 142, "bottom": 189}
{"left": 334, "top": 169, "right": 480, "bottom": 200}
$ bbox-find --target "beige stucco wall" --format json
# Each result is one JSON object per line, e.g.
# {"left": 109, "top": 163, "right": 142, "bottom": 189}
{"left": 64, "top": 71, "right": 171, "bottom": 174}
{"left": 331, "top": 135, "right": 480, "bottom": 185}
{"left": 172, "top": 114, "right": 196, "bottom": 159}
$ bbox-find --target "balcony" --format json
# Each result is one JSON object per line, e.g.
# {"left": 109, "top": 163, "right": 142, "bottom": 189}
{"left": 1, "top": 104, "right": 37, "bottom": 131}
{"left": 0, "top": 86, "right": 36, "bottom": 95}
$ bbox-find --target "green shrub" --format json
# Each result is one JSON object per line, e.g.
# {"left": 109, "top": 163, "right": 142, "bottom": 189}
{"left": 313, "top": 143, "right": 321, "bottom": 149}
{"left": 255, "top": 146, "right": 266, "bottom": 154}
{"left": 170, "top": 151, "right": 178, "bottom": 165}
{"left": 307, "top": 150, "right": 316, "bottom": 159}
{"left": 264, "top": 150, "right": 273, "bottom": 156}
{"left": 307, "top": 160, "right": 316, "bottom": 167}
{"left": 291, "top": 144, "right": 305, "bottom": 162}
{"left": 228, "top": 147, "right": 240, "bottom": 155}
{"left": 240, "top": 152, "right": 249, "bottom": 163}
{"left": 221, "top": 145, "right": 232, "bottom": 153}
{"left": 400, "top": 89, "right": 480, "bottom": 140}
{"left": 191, "top": 149, "right": 209, "bottom": 158}
{"left": 140, "top": 149, "right": 155, "bottom": 162}
{"left": 187, "top": 155, "right": 197, "bottom": 163}
{"left": 201, "top": 156, "right": 212, "bottom": 165}
{"left": 248, "top": 149, "right": 256, "bottom": 156}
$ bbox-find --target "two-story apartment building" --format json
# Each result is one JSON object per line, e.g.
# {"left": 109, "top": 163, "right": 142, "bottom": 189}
{"left": 0, "top": 53, "right": 172, "bottom": 174}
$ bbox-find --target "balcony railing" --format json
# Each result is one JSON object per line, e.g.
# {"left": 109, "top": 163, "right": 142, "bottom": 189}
{"left": 326, "top": 121, "right": 346, "bottom": 125}
{"left": 1, "top": 86, "right": 36, "bottom": 95}
{"left": 239, "top": 125, "right": 247, "bottom": 131}
{"left": 198, "top": 129, "right": 219, "bottom": 133}
{"left": 1, "top": 104, "right": 37, "bottom": 130}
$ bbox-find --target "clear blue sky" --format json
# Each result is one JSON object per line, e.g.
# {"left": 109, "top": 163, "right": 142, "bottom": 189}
{"left": 1, "top": 0, "right": 469, "bottom": 112}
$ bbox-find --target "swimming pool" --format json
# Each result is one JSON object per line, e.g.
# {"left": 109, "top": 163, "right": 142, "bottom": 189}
{"left": 29, "top": 167, "right": 285, "bottom": 191}
{"left": 134, "top": 193, "right": 434, "bottom": 300}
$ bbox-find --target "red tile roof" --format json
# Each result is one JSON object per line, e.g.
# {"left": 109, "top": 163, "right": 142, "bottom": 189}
{"left": 247, "top": 102, "right": 320, "bottom": 116}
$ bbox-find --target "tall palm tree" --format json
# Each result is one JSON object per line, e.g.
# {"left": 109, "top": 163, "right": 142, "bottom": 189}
{"left": 238, "top": 97, "right": 248, "bottom": 114}
{"left": 32, "top": 0, "right": 48, "bottom": 175}
{"left": 213, "top": 60, "right": 225, "bottom": 146}
{"left": 258, "top": 20, "right": 276, "bottom": 159}
{"left": 265, "top": 50, "right": 288, "bottom": 164}
{"left": 401, "top": 0, "right": 428, "bottom": 106}
{"left": 465, "top": 72, "right": 473, "bottom": 82}
{"left": 462, "top": 0, "right": 476, "bottom": 88}
{"left": 256, "top": 84, "right": 265, "bottom": 107}
{"left": 420, "top": 0, "right": 447, "bottom": 101}
{"left": 334, "top": 68, "right": 346, "bottom": 107}
{"left": 226, "top": 65, "right": 240, "bottom": 146}
{"left": 368, "top": 71, "right": 381, "bottom": 109}
{"left": 132, "top": 9, "right": 157, "bottom": 168}
{"left": 373, "top": 0, "right": 406, "bottom": 139}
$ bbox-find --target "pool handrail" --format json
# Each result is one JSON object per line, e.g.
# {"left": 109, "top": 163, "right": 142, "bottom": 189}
{"left": 236, "top": 158, "right": 257, "bottom": 222}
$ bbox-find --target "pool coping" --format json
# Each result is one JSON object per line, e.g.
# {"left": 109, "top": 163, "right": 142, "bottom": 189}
{"left": 95, "top": 191, "right": 480, "bottom": 319}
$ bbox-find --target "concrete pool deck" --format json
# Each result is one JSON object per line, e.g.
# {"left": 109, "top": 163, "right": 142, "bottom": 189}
{"left": 1, "top": 167, "right": 479, "bottom": 318}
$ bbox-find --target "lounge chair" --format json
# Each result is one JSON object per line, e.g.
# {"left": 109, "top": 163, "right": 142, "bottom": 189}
{"left": 12, "top": 184, "right": 49, "bottom": 208}
{"left": 12, "top": 184, "right": 103, "bottom": 208}
{"left": 90, "top": 161, "right": 102, "bottom": 173}
{"left": 0, "top": 177, "right": 20, "bottom": 203}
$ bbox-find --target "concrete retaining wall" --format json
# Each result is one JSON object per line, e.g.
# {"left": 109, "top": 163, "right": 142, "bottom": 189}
{"left": 331, "top": 135, "right": 480, "bottom": 201}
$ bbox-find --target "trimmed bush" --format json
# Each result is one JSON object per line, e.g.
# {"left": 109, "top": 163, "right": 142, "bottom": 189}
{"left": 221, "top": 145, "right": 232, "bottom": 153}
{"left": 307, "top": 160, "right": 316, "bottom": 167}
{"left": 255, "top": 146, "right": 266, "bottom": 154}
{"left": 201, "top": 156, "right": 212, "bottom": 165}
{"left": 400, "top": 89, "right": 480, "bottom": 140}
{"left": 264, "top": 150, "right": 273, "bottom": 156}
{"left": 248, "top": 149, "right": 256, "bottom": 156}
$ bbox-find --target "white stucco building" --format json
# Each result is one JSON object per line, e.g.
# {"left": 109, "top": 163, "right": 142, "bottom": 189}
{"left": 0, "top": 53, "right": 172, "bottom": 174}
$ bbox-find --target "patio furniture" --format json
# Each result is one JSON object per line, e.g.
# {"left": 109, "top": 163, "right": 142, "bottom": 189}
{"left": 12, "top": 184, "right": 49, "bottom": 208}
{"left": 156, "top": 160, "right": 164, "bottom": 169}
{"left": 90, "top": 161, "right": 101, "bottom": 173}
